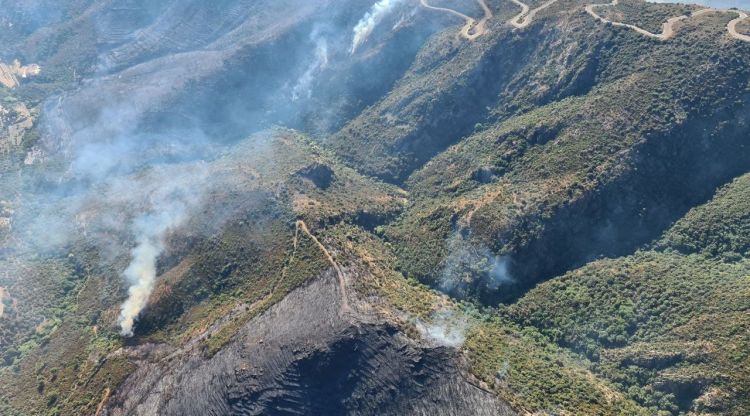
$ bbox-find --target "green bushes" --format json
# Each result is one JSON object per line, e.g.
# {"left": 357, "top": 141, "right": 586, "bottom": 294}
{"left": 658, "top": 173, "right": 750, "bottom": 257}
{"left": 510, "top": 248, "right": 750, "bottom": 412}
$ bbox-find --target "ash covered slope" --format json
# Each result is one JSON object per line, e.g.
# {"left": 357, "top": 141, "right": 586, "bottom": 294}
{"left": 1, "top": 0, "right": 750, "bottom": 415}
{"left": 106, "top": 270, "right": 513, "bottom": 416}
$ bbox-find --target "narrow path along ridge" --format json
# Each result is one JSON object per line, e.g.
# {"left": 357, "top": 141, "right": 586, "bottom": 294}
{"left": 509, "top": 0, "right": 560, "bottom": 28}
{"left": 417, "top": 0, "right": 749, "bottom": 42}
{"left": 95, "top": 388, "right": 111, "bottom": 416}
{"left": 419, "top": 0, "right": 493, "bottom": 40}
{"left": 585, "top": 0, "right": 750, "bottom": 42}
{"left": 296, "top": 220, "right": 351, "bottom": 313}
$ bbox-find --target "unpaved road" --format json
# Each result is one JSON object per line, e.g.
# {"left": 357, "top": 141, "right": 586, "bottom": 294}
{"left": 586, "top": 0, "right": 750, "bottom": 42}
{"left": 296, "top": 220, "right": 350, "bottom": 312}
{"left": 95, "top": 388, "right": 111, "bottom": 416}
{"left": 509, "top": 0, "right": 559, "bottom": 29}
{"left": 713, "top": 9, "right": 750, "bottom": 42}
{"left": 585, "top": 0, "right": 684, "bottom": 40}
{"left": 420, "top": 0, "right": 493, "bottom": 40}
{"left": 420, "top": 0, "right": 748, "bottom": 42}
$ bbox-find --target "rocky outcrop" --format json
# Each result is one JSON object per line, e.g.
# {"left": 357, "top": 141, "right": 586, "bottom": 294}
{"left": 0, "top": 60, "right": 40, "bottom": 89}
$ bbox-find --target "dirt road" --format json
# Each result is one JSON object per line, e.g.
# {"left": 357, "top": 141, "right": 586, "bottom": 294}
{"left": 420, "top": 0, "right": 747, "bottom": 42}
{"left": 509, "top": 0, "right": 559, "bottom": 29}
{"left": 585, "top": 0, "right": 684, "bottom": 40}
{"left": 586, "top": 0, "right": 750, "bottom": 43}
{"left": 715, "top": 9, "right": 750, "bottom": 42}
{"left": 296, "top": 220, "right": 350, "bottom": 312}
{"left": 420, "top": 0, "right": 493, "bottom": 40}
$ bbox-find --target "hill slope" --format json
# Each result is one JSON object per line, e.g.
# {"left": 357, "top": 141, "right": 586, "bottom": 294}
{"left": 1, "top": 1, "right": 750, "bottom": 415}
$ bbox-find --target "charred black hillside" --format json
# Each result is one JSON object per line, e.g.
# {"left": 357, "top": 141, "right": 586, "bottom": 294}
{"left": 2, "top": 1, "right": 750, "bottom": 415}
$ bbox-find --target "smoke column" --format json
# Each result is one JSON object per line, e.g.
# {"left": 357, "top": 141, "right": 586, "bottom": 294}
{"left": 439, "top": 233, "right": 515, "bottom": 296}
{"left": 350, "top": 0, "right": 404, "bottom": 54}
{"left": 292, "top": 30, "right": 329, "bottom": 101}
{"left": 118, "top": 229, "right": 162, "bottom": 337}
{"left": 116, "top": 168, "right": 204, "bottom": 337}
{"left": 416, "top": 310, "right": 468, "bottom": 348}
{"left": 118, "top": 210, "right": 185, "bottom": 337}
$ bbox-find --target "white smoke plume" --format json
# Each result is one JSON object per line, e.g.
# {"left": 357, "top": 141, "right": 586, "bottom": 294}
{"left": 440, "top": 233, "right": 515, "bottom": 297}
{"left": 118, "top": 227, "right": 162, "bottom": 337}
{"left": 116, "top": 165, "right": 207, "bottom": 337}
{"left": 292, "top": 30, "right": 329, "bottom": 101}
{"left": 350, "top": 0, "right": 404, "bottom": 54}
{"left": 416, "top": 310, "right": 468, "bottom": 348}
{"left": 117, "top": 211, "right": 183, "bottom": 337}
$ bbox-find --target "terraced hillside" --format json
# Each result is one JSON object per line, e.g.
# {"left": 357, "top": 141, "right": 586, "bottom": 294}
{"left": 1, "top": 0, "right": 749, "bottom": 415}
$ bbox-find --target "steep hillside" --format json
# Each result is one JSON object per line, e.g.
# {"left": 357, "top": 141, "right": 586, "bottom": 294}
{"left": 1, "top": 0, "right": 750, "bottom": 415}
{"left": 510, "top": 173, "right": 750, "bottom": 414}
{"left": 0, "top": 131, "right": 409, "bottom": 415}
{"left": 381, "top": 0, "right": 750, "bottom": 303}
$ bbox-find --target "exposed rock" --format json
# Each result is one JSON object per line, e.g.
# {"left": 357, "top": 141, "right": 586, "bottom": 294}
{"left": 0, "top": 60, "right": 41, "bottom": 89}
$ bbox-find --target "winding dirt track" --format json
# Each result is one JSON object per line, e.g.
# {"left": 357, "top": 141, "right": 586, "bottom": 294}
{"left": 509, "top": 0, "right": 560, "bottom": 28}
{"left": 95, "top": 388, "right": 111, "bottom": 416}
{"left": 419, "top": 0, "right": 493, "bottom": 40}
{"left": 585, "top": 0, "right": 750, "bottom": 42}
{"left": 296, "top": 220, "right": 350, "bottom": 313}
{"left": 419, "top": 0, "right": 750, "bottom": 42}
{"left": 712, "top": 9, "right": 750, "bottom": 42}
{"left": 419, "top": 0, "right": 749, "bottom": 42}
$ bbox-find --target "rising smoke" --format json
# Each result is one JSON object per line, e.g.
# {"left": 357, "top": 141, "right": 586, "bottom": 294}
{"left": 116, "top": 164, "right": 207, "bottom": 336}
{"left": 416, "top": 309, "right": 469, "bottom": 348}
{"left": 292, "top": 29, "right": 330, "bottom": 101}
{"left": 350, "top": 0, "right": 405, "bottom": 54}
{"left": 4, "top": 0, "right": 444, "bottom": 339}
{"left": 440, "top": 233, "right": 515, "bottom": 299}
{"left": 118, "top": 226, "right": 161, "bottom": 337}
